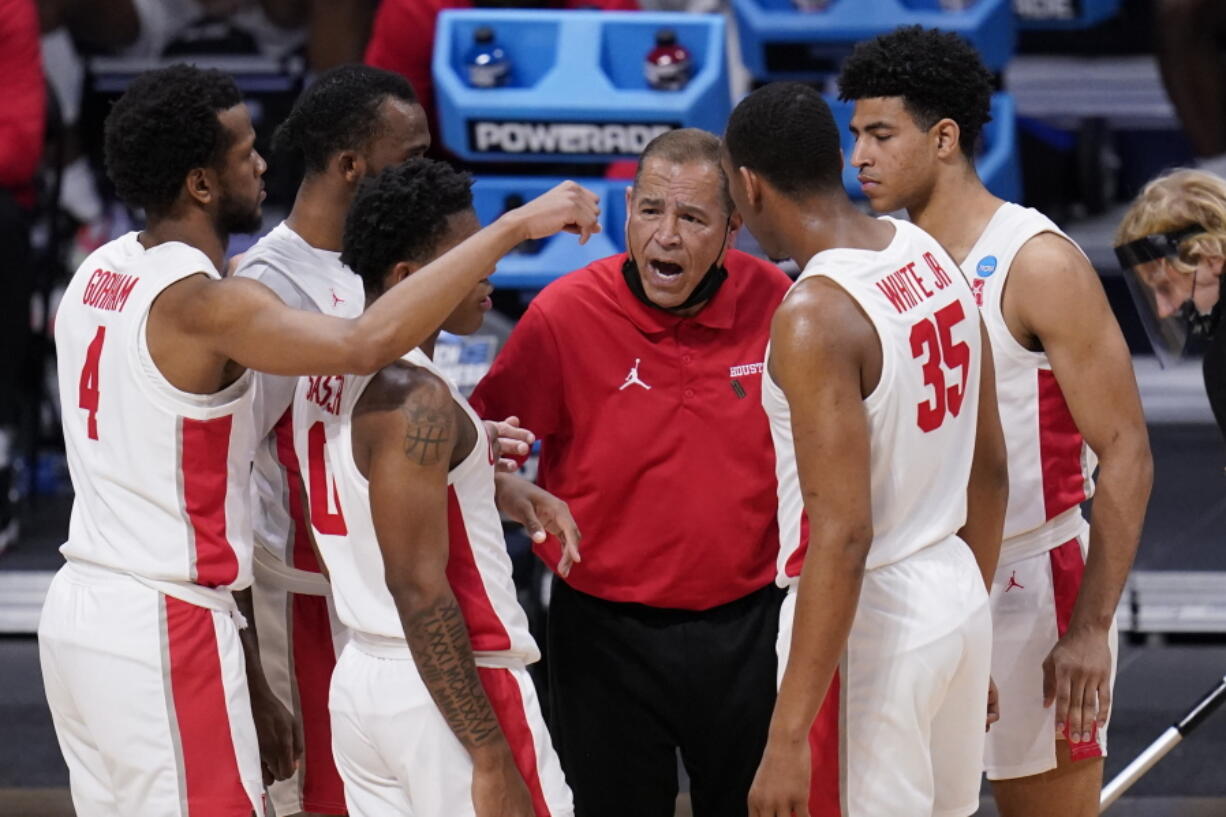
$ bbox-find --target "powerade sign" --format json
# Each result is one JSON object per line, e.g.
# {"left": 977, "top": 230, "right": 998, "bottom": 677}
{"left": 468, "top": 120, "right": 681, "bottom": 156}
{"left": 1013, "top": 0, "right": 1081, "bottom": 20}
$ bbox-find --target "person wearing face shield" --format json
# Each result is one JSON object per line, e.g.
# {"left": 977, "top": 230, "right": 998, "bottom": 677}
{"left": 1115, "top": 169, "right": 1226, "bottom": 432}
{"left": 468, "top": 128, "right": 792, "bottom": 817}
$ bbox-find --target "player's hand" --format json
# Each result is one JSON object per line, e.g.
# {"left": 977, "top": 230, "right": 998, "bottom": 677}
{"left": 748, "top": 737, "right": 811, "bottom": 817}
{"left": 250, "top": 684, "right": 302, "bottom": 785}
{"left": 484, "top": 416, "right": 534, "bottom": 473}
{"left": 987, "top": 676, "right": 1000, "bottom": 731}
{"left": 1042, "top": 624, "right": 1112, "bottom": 748}
{"left": 471, "top": 752, "right": 536, "bottom": 817}
{"left": 494, "top": 474, "right": 582, "bottom": 577}
{"left": 501, "top": 180, "right": 602, "bottom": 245}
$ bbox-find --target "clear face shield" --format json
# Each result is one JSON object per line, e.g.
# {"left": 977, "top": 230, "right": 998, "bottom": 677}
{"left": 1114, "top": 225, "right": 1214, "bottom": 367}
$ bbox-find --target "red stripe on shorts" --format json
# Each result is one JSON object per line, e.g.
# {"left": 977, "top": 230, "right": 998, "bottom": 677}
{"left": 292, "top": 594, "right": 346, "bottom": 813}
{"left": 1050, "top": 537, "right": 1084, "bottom": 639}
{"left": 1049, "top": 537, "right": 1103, "bottom": 761}
{"left": 165, "top": 596, "right": 252, "bottom": 816}
{"left": 808, "top": 671, "right": 842, "bottom": 817}
{"left": 446, "top": 487, "right": 512, "bottom": 652}
{"left": 181, "top": 415, "right": 238, "bottom": 587}
{"left": 478, "top": 667, "right": 551, "bottom": 817}
{"left": 1037, "top": 370, "right": 1088, "bottom": 521}
{"left": 274, "top": 409, "right": 322, "bottom": 573}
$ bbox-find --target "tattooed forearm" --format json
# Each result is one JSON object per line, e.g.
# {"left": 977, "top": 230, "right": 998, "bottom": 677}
{"left": 401, "top": 593, "right": 502, "bottom": 750}
{"left": 402, "top": 388, "right": 454, "bottom": 467}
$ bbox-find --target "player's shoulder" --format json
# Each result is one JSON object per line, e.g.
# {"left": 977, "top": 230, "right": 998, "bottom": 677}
{"left": 771, "top": 276, "right": 873, "bottom": 376}
{"left": 776, "top": 274, "right": 865, "bottom": 335}
{"left": 356, "top": 358, "right": 453, "bottom": 418}
{"left": 1013, "top": 229, "right": 1094, "bottom": 287}
{"left": 234, "top": 224, "right": 298, "bottom": 279}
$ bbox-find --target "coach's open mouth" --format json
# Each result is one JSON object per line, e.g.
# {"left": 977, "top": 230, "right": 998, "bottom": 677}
{"left": 649, "top": 260, "right": 683, "bottom": 278}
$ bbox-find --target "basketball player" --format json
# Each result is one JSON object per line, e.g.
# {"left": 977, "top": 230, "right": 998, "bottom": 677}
{"left": 239, "top": 66, "right": 555, "bottom": 817}
{"left": 235, "top": 64, "right": 429, "bottom": 817}
{"left": 296, "top": 157, "right": 572, "bottom": 817}
{"left": 839, "top": 27, "right": 1152, "bottom": 816}
{"left": 722, "top": 82, "right": 1008, "bottom": 817}
{"left": 38, "top": 64, "right": 599, "bottom": 817}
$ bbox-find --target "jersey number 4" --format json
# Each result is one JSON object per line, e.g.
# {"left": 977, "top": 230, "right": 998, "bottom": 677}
{"left": 78, "top": 326, "right": 106, "bottom": 440}
{"left": 910, "top": 302, "right": 970, "bottom": 432}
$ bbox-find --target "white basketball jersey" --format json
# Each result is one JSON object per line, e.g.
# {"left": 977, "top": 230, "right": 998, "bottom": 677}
{"left": 56, "top": 232, "right": 256, "bottom": 593}
{"left": 766, "top": 218, "right": 981, "bottom": 585}
{"left": 235, "top": 222, "right": 364, "bottom": 579}
{"left": 962, "top": 203, "right": 1096, "bottom": 561}
{"left": 293, "top": 348, "right": 539, "bottom": 664}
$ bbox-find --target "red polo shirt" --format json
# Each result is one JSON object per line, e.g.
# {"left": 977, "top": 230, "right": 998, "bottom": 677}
{"left": 470, "top": 250, "right": 791, "bottom": 610}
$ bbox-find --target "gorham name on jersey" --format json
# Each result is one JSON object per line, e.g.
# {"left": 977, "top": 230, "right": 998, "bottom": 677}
{"left": 56, "top": 232, "right": 256, "bottom": 605}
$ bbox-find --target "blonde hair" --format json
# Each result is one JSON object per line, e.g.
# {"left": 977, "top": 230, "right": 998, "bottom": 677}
{"left": 1116, "top": 169, "right": 1226, "bottom": 275}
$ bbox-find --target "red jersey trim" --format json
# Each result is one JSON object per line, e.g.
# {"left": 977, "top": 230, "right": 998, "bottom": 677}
{"left": 1037, "top": 370, "right": 1088, "bottom": 521}
{"left": 445, "top": 486, "right": 513, "bottom": 653}
{"left": 291, "top": 594, "right": 346, "bottom": 812}
{"left": 181, "top": 415, "right": 238, "bottom": 587}
{"left": 164, "top": 596, "right": 252, "bottom": 816}
{"left": 479, "top": 667, "right": 551, "bottom": 817}
{"left": 274, "top": 410, "right": 322, "bottom": 573}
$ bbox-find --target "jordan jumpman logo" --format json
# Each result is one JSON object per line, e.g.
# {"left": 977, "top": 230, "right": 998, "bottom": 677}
{"left": 330, "top": 288, "right": 345, "bottom": 309}
{"left": 619, "top": 358, "right": 652, "bottom": 391}
{"left": 1005, "top": 571, "right": 1025, "bottom": 592}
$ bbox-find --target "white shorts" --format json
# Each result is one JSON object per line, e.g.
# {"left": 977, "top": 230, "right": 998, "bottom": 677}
{"left": 778, "top": 536, "right": 992, "bottom": 817}
{"left": 252, "top": 565, "right": 349, "bottom": 815}
{"left": 985, "top": 534, "right": 1117, "bottom": 780}
{"left": 38, "top": 562, "right": 264, "bottom": 817}
{"left": 330, "top": 635, "right": 573, "bottom": 817}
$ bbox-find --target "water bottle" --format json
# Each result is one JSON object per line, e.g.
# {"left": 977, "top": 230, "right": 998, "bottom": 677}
{"left": 645, "top": 29, "right": 691, "bottom": 92}
{"left": 465, "top": 27, "right": 510, "bottom": 89}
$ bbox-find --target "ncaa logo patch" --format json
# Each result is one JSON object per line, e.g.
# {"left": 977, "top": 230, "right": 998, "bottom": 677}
{"left": 976, "top": 256, "right": 998, "bottom": 278}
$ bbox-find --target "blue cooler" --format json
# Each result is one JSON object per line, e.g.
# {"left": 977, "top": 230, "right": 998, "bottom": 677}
{"left": 731, "top": 0, "right": 1014, "bottom": 81}
{"left": 434, "top": 10, "right": 730, "bottom": 164}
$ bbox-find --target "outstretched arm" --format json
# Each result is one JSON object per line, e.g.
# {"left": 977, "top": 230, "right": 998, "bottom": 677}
{"left": 356, "top": 364, "right": 535, "bottom": 817}
{"left": 748, "top": 280, "right": 876, "bottom": 817}
{"left": 1008, "top": 233, "right": 1153, "bottom": 747}
{"left": 160, "top": 182, "right": 601, "bottom": 382}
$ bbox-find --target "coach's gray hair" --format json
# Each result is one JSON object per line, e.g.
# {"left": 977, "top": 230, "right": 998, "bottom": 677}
{"left": 633, "top": 128, "right": 733, "bottom": 217}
